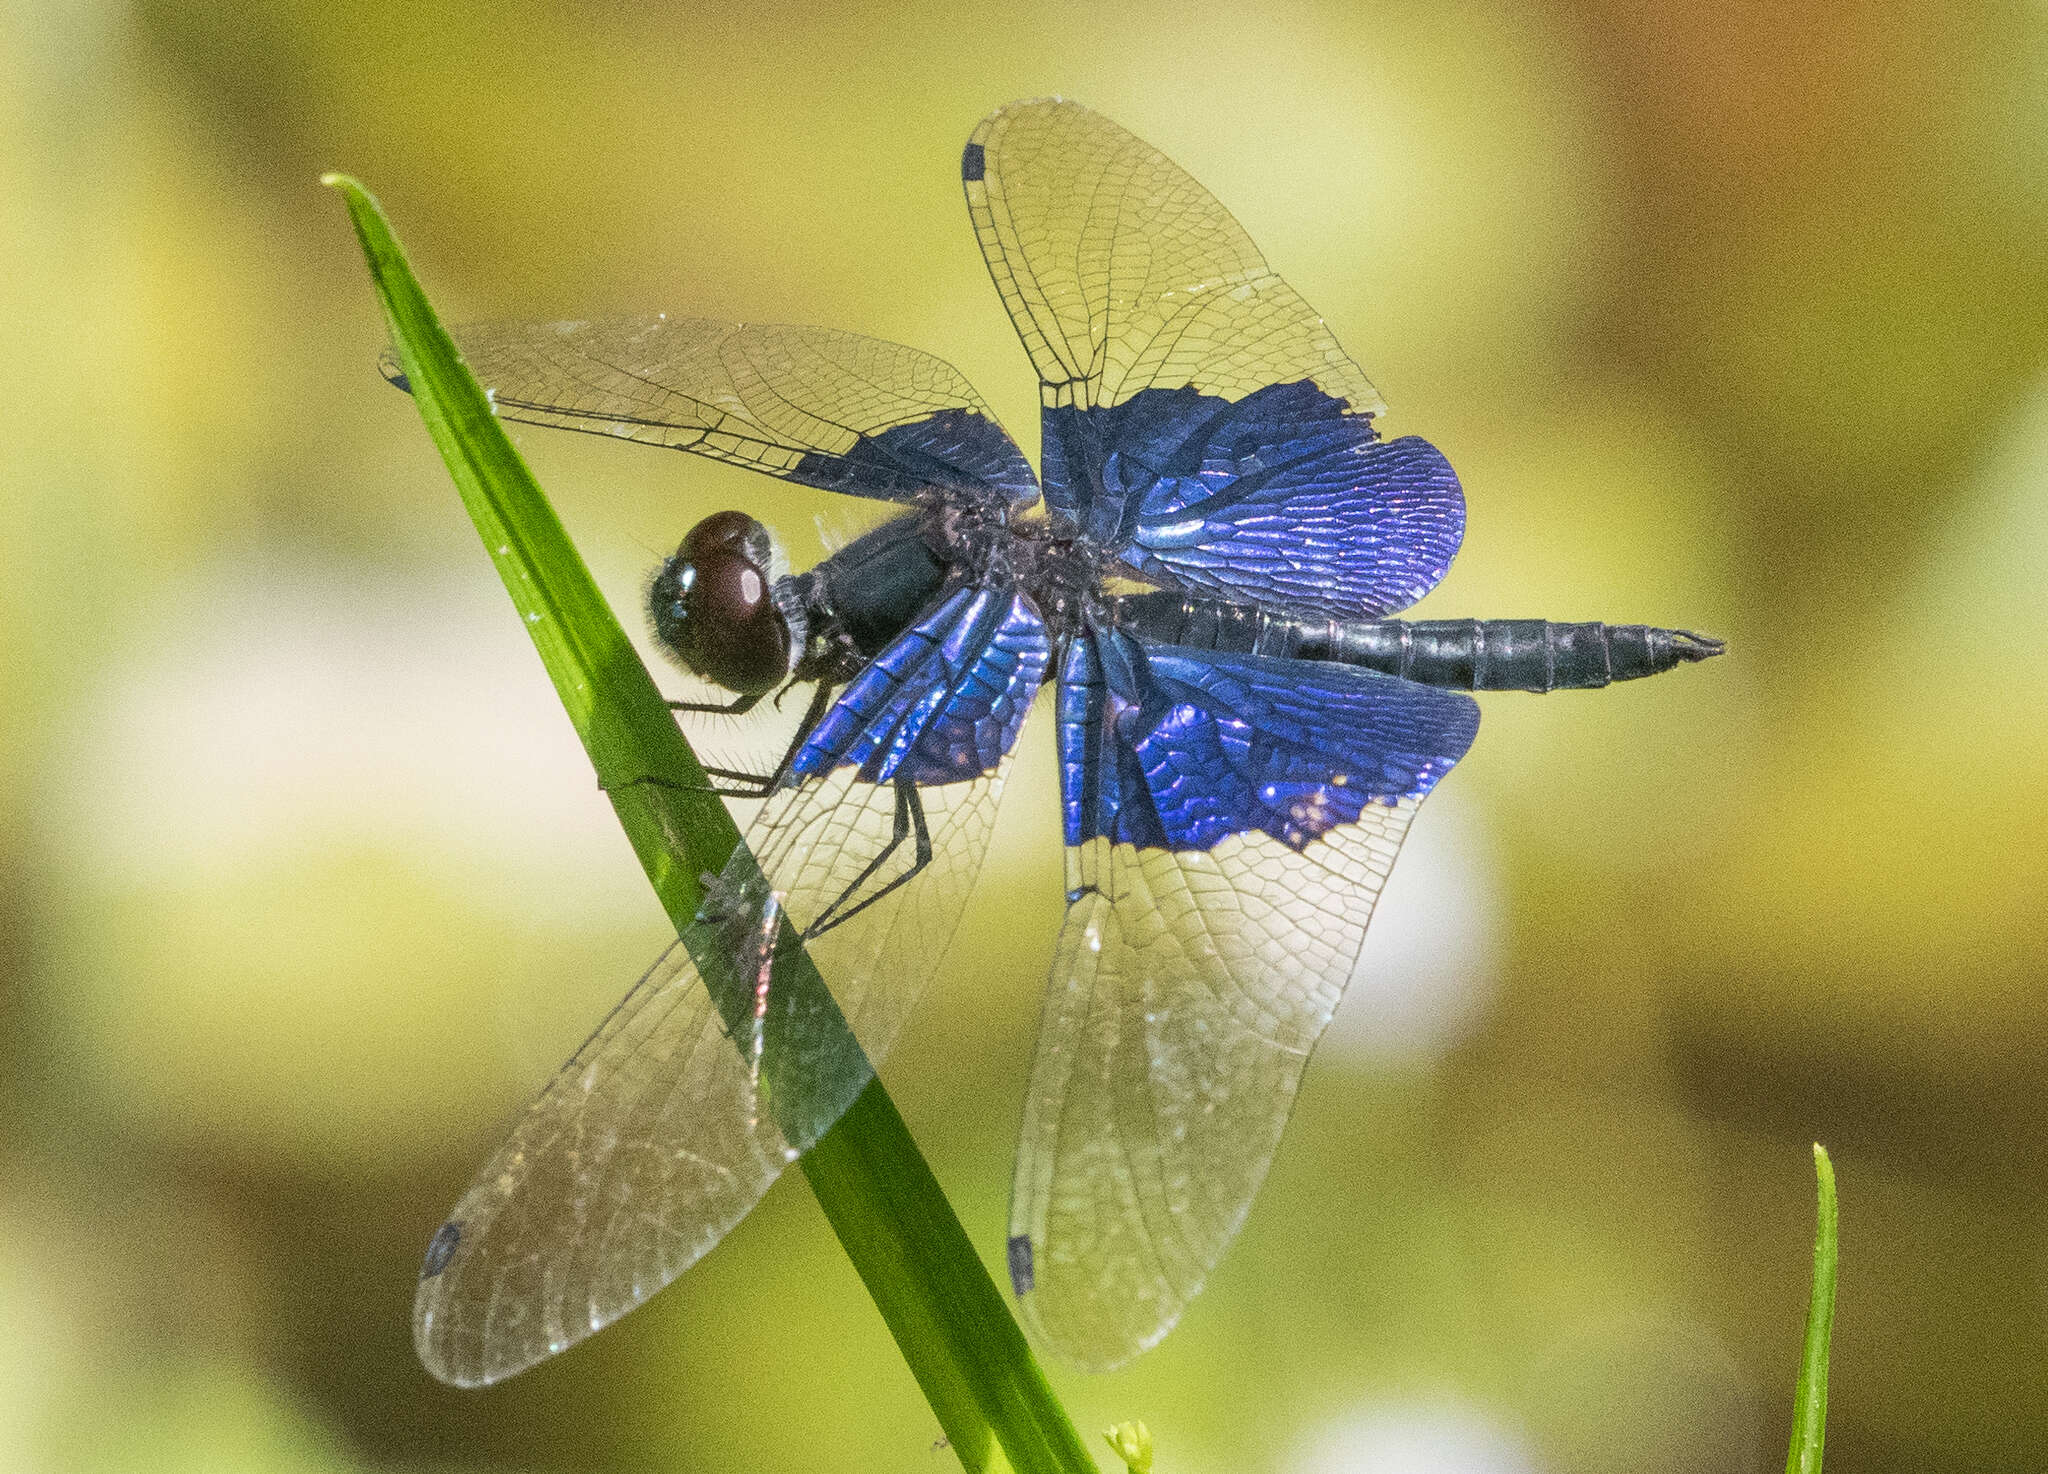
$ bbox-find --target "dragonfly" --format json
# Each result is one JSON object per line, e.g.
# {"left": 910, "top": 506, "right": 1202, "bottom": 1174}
{"left": 394, "top": 98, "right": 1724, "bottom": 1387}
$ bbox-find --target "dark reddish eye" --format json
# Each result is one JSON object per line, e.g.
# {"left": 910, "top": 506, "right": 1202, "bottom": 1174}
{"left": 647, "top": 512, "right": 789, "bottom": 695}
{"left": 681, "top": 509, "right": 775, "bottom": 569}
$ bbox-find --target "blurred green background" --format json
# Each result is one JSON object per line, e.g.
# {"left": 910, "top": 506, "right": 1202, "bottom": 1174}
{"left": 5, "top": 0, "right": 2047, "bottom": 1469}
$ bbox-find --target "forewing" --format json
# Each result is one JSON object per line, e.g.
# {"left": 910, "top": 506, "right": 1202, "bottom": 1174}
{"left": 1008, "top": 635, "right": 1478, "bottom": 1368}
{"left": 414, "top": 764, "right": 1017, "bottom": 1387}
{"left": 794, "top": 582, "right": 1052, "bottom": 786}
{"left": 381, "top": 316, "right": 1038, "bottom": 510}
{"left": 964, "top": 99, "right": 1461, "bottom": 615}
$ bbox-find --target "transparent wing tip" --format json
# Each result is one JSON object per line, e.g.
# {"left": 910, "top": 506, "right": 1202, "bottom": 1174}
{"left": 411, "top": 1219, "right": 506, "bottom": 1389}
{"left": 1004, "top": 1230, "right": 1185, "bottom": 1374}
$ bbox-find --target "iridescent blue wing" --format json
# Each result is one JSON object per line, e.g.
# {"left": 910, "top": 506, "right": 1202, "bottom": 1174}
{"left": 792, "top": 582, "right": 1052, "bottom": 785}
{"left": 1042, "top": 382, "right": 1463, "bottom": 619}
{"left": 963, "top": 99, "right": 1463, "bottom": 616}
{"left": 1007, "top": 631, "right": 1478, "bottom": 1368}
{"left": 413, "top": 594, "right": 1048, "bottom": 1387}
{"left": 381, "top": 317, "right": 1038, "bottom": 511}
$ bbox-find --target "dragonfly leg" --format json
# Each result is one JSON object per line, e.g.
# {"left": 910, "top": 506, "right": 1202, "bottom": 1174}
{"left": 755, "top": 682, "right": 836, "bottom": 792}
{"left": 687, "top": 682, "right": 837, "bottom": 798}
{"left": 611, "top": 682, "right": 837, "bottom": 799}
{"left": 665, "top": 690, "right": 766, "bottom": 716}
{"left": 602, "top": 769, "right": 776, "bottom": 801}
{"left": 802, "top": 777, "right": 932, "bottom": 939}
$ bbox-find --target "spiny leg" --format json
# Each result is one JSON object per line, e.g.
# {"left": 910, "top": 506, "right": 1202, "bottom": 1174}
{"left": 803, "top": 777, "right": 933, "bottom": 939}
{"left": 752, "top": 681, "right": 838, "bottom": 795}
{"left": 608, "top": 681, "right": 837, "bottom": 799}
{"left": 665, "top": 690, "right": 765, "bottom": 717}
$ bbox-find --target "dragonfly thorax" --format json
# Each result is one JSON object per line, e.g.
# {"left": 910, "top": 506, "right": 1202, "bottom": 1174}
{"left": 1003, "top": 516, "right": 1124, "bottom": 640}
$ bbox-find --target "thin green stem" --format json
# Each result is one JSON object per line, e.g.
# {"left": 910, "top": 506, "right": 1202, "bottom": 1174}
{"left": 1786, "top": 1143, "right": 1838, "bottom": 1474}
{"left": 327, "top": 173, "right": 1096, "bottom": 1474}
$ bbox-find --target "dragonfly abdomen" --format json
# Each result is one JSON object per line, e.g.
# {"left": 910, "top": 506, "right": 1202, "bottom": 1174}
{"left": 1310, "top": 618, "right": 1725, "bottom": 690}
{"left": 1111, "top": 593, "right": 1724, "bottom": 691}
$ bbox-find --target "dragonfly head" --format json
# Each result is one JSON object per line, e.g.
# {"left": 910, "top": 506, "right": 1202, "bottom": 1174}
{"left": 648, "top": 511, "right": 792, "bottom": 697}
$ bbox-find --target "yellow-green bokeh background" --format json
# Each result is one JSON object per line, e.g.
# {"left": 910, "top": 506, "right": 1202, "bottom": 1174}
{"left": 6, "top": 1, "right": 2048, "bottom": 1469}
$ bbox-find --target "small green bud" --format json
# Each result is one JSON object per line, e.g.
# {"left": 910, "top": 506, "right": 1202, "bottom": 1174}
{"left": 1103, "top": 1420, "right": 1153, "bottom": 1474}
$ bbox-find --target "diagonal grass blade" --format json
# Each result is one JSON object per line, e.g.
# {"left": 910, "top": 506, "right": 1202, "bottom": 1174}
{"left": 326, "top": 172, "right": 1096, "bottom": 1474}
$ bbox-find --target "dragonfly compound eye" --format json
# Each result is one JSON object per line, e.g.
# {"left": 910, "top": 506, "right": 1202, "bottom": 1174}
{"left": 648, "top": 511, "right": 790, "bottom": 696}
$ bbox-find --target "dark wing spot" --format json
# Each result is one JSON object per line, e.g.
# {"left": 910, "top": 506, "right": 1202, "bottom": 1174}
{"left": 421, "top": 1220, "right": 462, "bottom": 1279}
{"left": 961, "top": 142, "right": 986, "bottom": 181}
{"left": 1006, "top": 1233, "right": 1034, "bottom": 1294}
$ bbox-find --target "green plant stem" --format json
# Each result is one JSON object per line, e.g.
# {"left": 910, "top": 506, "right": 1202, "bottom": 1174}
{"left": 327, "top": 172, "right": 1096, "bottom": 1474}
{"left": 1786, "top": 1144, "right": 1838, "bottom": 1474}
